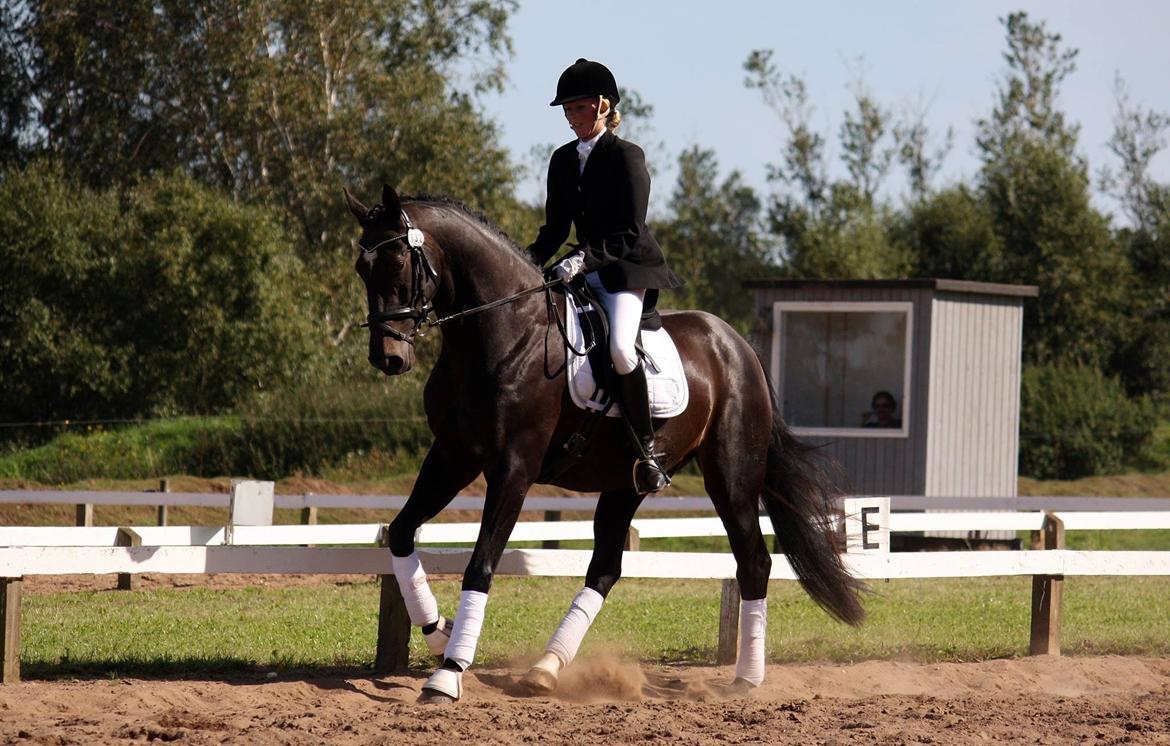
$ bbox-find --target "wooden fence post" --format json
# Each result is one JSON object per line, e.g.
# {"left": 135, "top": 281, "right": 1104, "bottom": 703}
{"left": 374, "top": 528, "right": 411, "bottom": 673}
{"left": 624, "top": 526, "right": 640, "bottom": 552}
{"left": 717, "top": 578, "right": 740, "bottom": 665}
{"left": 75, "top": 503, "right": 93, "bottom": 527}
{"left": 1029, "top": 512, "right": 1064, "bottom": 656}
{"left": 157, "top": 479, "right": 170, "bottom": 527}
{"left": 116, "top": 530, "right": 134, "bottom": 591}
{"left": 1, "top": 577, "right": 21, "bottom": 684}
{"left": 542, "top": 510, "right": 561, "bottom": 549}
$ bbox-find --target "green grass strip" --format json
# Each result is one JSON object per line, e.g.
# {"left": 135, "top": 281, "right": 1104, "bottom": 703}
{"left": 21, "top": 575, "right": 1170, "bottom": 679}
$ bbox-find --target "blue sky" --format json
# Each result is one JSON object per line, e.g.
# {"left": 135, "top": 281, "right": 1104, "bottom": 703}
{"left": 474, "top": 1, "right": 1170, "bottom": 220}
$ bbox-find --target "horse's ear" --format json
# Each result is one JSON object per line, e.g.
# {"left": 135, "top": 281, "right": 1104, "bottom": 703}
{"left": 381, "top": 183, "right": 403, "bottom": 215}
{"left": 344, "top": 187, "right": 369, "bottom": 224}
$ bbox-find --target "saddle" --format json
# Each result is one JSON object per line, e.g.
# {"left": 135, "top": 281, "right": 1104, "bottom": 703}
{"left": 562, "top": 284, "right": 689, "bottom": 419}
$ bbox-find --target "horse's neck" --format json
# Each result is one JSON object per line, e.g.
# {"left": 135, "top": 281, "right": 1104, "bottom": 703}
{"left": 431, "top": 214, "right": 540, "bottom": 309}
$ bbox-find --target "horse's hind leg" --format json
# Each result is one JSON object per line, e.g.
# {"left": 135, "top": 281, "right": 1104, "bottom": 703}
{"left": 387, "top": 442, "right": 480, "bottom": 661}
{"left": 699, "top": 415, "right": 773, "bottom": 691}
{"left": 522, "top": 489, "right": 644, "bottom": 693}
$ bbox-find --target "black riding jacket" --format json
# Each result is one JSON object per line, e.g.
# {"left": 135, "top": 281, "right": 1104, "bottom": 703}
{"left": 527, "top": 131, "right": 682, "bottom": 294}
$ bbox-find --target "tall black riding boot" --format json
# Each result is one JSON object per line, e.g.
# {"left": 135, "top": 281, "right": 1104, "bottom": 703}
{"left": 614, "top": 363, "right": 670, "bottom": 494}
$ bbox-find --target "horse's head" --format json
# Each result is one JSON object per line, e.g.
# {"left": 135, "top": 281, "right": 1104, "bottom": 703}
{"left": 345, "top": 183, "right": 441, "bottom": 375}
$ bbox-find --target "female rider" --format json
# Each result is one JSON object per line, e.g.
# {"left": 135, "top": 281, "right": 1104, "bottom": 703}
{"left": 528, "top": 58, "right": 683, "bottom": 495}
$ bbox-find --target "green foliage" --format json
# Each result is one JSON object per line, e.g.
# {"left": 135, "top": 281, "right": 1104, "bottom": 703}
{"left": 0, "top": 417, "right": 241, "bottom": 484}
{"left": 743, "top": 49, "right": 914, "bottom": 279}
{"left": 975, "top": 14, "right": 1132, "bottom": 368}
{"left": 1020, "top": 364, "right": 1155, "bottom": 479}
{"left": 8, "top": 0, "right": 522, "bottom": 341}
{"left": 900, "top": 185, "right": 1004, "bottom": 279}
{"left": 0, "top": 379, "right": 434, "bottom": 482}
{"left": 0, "top": 162, "right": 323, "bottom": 428}
{"left": 203, "top": 379, "right": 433, "bottom": 480}
{"left": 982, "top": 138, "right": 1131, "bottom": 367}
{"left": 654, "top": 147, "right": 776, "bottom": 333}
{"left": 772, "top": 184, "right": 913, "bottom": 279}
{"left": 1110, "top": 208, "right": 1170, "bottom": 405}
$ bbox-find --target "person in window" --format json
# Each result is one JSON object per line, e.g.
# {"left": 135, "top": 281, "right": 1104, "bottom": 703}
{"left": 527, "top": 58, "right": 683, "bottom": 494}
{"left": 862, "top": 390, "right": 902, "bottom": 428}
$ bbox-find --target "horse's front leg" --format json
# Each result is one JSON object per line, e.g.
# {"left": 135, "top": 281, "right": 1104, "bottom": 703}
{"left": 419, "top": 452, "right": 540, "bottom": 703}
{"left": 522, "top": 489, "right": 645, "bottom": 694}
{"left": 388, "top": 442, "right": 480, "bottom": 660}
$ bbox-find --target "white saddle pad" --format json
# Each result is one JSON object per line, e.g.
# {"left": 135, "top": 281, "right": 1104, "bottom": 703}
{"left": 564, "top": 294, "right": 689, "bottom": 418}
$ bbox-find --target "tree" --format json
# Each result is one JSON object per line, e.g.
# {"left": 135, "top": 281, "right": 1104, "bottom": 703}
{"left": 0, "top": 161, "right": 323, "bottom": 426}
{"left": 1102, "top": 74, "right": 1170, "bottom": 234}
{"left": 0, "top": 2, "right": 34, "bottom": 168}
{"left": 893, "top": 105, "right": 953, "bottom": 203}
{"left": 743, "top": 49, "right": 911, "bottom": 279}
{"left": 7, "top": 0, "right": 521, "bottom": 345}
{"left": 898, "top": 185, "right": 1004, "bottom": 280}
{"left": 654, "top": 147, "right": 775, "bottom": 333}
{"left": 975, "top": 13, "right": 1130, "bottom": 367}
{"left": 1104, "top": 78, "right": 1170, "bottom": 403}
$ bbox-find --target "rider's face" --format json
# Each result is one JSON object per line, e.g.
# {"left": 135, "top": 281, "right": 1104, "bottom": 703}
{"left": 563, "top": 97, "right": 605, "bottom": 140}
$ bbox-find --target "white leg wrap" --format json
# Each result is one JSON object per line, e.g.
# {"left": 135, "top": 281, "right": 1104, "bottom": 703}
{"left": 735, "top": 598, "right": 768, "bottom": 686}
{"left": 445, "top": 590, "right": 489, "bottom": 670}
{"left": 391, "top": 552, "right": 439, "bottom": 627}
{"left": 545, "top": 587, "right": 605, "bottom": 667}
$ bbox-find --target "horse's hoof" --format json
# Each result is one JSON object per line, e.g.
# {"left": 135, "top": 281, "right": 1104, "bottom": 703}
{"left": 420, "top": 667, "right": 462, "bottom": 703}
{"left": 721, "top": 677, "right": 759, "bottom": 698}
{"left": 518, "top": 651, "right": 561, "bottom": 695}
{"left": 519, "top": 666, "right": 558, "bottom": 695}
{"left": 418, "top": 688, "right": 457, "bottom": 705}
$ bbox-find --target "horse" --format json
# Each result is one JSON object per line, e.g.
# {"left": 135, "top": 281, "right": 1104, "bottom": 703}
{"left": 344, "top": 184, "right": 864, "bottom": 703}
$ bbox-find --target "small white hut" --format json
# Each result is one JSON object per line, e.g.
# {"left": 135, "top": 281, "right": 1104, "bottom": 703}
{"left": 744, "top": 279, "right": 1038, "bottom": 545}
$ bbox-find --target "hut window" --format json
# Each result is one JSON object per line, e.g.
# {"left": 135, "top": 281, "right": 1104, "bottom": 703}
{"left": 771, "top": 302, "right": 912, "bottom": 438}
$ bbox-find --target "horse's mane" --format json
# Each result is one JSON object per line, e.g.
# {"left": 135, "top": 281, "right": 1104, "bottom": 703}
{"left": 403, "top": 193, "right": 536, "bottom": 267}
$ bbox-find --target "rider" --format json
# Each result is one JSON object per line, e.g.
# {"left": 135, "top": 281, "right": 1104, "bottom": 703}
{"left": 527, "top": 58, "right": 683, "bottom": 494}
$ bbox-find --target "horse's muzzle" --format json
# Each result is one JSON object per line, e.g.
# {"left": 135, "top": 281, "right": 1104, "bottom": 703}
{"left": 370, "top": 352, "right": 411, "bottom": 375}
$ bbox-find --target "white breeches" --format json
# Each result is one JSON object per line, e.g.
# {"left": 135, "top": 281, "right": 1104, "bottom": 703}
{"left": 586, "top": 272, "right": 646, "bottom": 375}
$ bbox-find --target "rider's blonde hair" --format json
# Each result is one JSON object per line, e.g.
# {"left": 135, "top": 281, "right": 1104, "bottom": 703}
{"left": 601, "top": 96, "right": 621, "bottom": 131}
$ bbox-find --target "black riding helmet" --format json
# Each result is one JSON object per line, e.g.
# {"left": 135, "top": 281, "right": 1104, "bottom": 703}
{"left": 549, "top": 58, "right": 621, "bottom": 107}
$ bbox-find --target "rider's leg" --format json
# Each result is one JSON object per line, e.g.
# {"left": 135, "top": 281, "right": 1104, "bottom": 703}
{"left": 585, "top": 274, "right": 669, "bottom": 493}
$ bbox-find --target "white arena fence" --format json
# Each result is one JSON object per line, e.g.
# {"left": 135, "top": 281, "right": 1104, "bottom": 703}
{"left": 1, "top": 483, "right": 1169, "bottom": 683}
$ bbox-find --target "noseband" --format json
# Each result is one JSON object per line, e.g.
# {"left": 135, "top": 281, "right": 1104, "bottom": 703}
{"left": 359, "top": 209, "right": 438, "bottom": 346}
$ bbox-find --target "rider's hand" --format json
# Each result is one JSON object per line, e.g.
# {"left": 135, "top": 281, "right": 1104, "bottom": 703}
{"left": 546, "top": 252, "right": 585, "bottom": 283}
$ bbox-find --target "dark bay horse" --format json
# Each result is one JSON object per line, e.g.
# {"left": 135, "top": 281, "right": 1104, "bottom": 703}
{"left": 345, "top": 184, "right": 864, "bottom": 703}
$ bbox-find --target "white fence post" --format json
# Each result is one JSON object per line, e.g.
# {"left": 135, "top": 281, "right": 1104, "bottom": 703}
{"left": 226, "top": 480, "right": 275, "bottom": 545}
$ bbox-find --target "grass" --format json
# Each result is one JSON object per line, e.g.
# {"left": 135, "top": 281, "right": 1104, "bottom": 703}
{"left": 21, "top": 575, "right": 1170, "bottom": 679}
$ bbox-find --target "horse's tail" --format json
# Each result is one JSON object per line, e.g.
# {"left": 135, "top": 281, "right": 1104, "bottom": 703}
{"left": 758, "top": 357, "right": 866, "bottom": 626}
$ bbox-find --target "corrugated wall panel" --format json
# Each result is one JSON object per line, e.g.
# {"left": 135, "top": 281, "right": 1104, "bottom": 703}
{"left": 925, "top": 293, "right": 1023, "bottom": 498}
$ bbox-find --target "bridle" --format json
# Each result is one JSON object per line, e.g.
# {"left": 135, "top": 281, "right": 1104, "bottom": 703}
{"left": 358, "top": 206, "right": 575, "bottom": 346}
{"left": 359, "top": 209, "right": 438, "bottom": 346}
